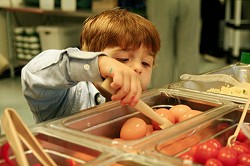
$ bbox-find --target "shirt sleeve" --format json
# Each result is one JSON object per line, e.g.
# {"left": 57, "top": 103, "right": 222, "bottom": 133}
{"left": 21, "top": 47, "right": 106, "bottom": 122}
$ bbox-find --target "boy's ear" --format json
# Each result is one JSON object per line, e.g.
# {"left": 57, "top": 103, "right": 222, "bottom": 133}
{"left": 82, "top": 43, "right": 87, "bottom": 51}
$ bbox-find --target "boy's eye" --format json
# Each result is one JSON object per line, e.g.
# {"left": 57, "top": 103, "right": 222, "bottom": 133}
{"left": 142, "top": 62, "right": 151, "bottom": 67}
{"left": 116, "top": 58, "right": 129, "bottom": 63}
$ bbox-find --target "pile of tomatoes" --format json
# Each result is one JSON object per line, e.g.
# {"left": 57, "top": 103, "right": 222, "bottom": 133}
{"left": 179, "top": 129, "right": 250, "bottom": 166}
{"left": 119, "top": 104, "right": 202, "bottom": 140}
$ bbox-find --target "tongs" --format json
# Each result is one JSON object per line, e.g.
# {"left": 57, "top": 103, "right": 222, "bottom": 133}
{"left": 101, "top": 78, "right": 173, "bottom": 129}
{"left": 1, "top": 108, "right": 57, "bottom": 166}
{"left": 180, "top": 74, "right": 242, "bottom": 87}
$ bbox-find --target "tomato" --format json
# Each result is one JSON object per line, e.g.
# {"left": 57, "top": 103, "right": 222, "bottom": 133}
{"left": 206, "top": 139, "right": 222, "bottom": 150}
{"left": 145, "top": 124, "right": 154, "bottom": 136}
{"left": 231, "top": 144, "right": 249, "bottom": 155}
{"left": 188, "top": 144, "right": 198, "bottom": 156}
{"left": 216, "top": 123, "right": 230, "bottom": 133}
{"left": 1, "top": 142, "right": 14, "bottom": 166}
{"left": 179, "top": 152, "right": 195, "bottom": 161}
{"left": 152, "top": 108, "right": 175, "bottom": 130}
{"left": 238, "top": 153, "right": 250, "bottom": 165}
{"left": 169, "top": 104, "right": 191, "bottom": 123}
{"left": 120, "top": 117, "right": 147, "bottom": 140}
{"left": 67, "top": 159, "right": 76, "bottom": 166}
{"left": 205, "top": 158, "right": 223, "bottom": 166}
{"left": 178, "top": 110, "right": 202, "bottom": 122}
{"left": 217, "top": 147, "right": 238, "bottom": 166}
{"left": 237, "top": 129, "right": 248, "bottom": 142}
{"left": 244, "top": 139, "right": 250, "bottom": 148}
{"left": 232, "top": 140, "right": 249, "bottom": 149}
{"left": 195, "top": 142, "right": 219, "bottom": 164}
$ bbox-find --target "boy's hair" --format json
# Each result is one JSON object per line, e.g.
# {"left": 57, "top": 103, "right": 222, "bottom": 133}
{"left": 80, "top": 8, "right": 160, "bottom": 60}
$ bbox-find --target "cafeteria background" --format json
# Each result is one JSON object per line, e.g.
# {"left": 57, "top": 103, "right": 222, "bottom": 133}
{"left": 0, "top": 0, "right": 249, "bottom": 127}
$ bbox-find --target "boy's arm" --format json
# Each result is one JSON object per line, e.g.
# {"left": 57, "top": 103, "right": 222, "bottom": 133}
{"left": 21, "top": 48, "right": 105, "bottom": 122}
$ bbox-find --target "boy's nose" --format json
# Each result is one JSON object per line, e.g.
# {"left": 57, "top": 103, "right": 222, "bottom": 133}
{"left": 132, "top": 63, "right": 142, "bottom": 74}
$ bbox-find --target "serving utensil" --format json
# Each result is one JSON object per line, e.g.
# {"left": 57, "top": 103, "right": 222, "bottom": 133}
{"left": 1, "top": 108, "right": 57, "bottom": 166}
{"left": 227, "top": 85, "right": 250, "bottom": 146}
{"left": 180, "top": 74, "right": 242, "bottom": 86}
{"left": 101, "top": 78, "right": 173, "bottom": 129}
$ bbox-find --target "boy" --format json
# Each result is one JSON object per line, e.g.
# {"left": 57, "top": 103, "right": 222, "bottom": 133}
{"left": 21, "top": 8, "right": 161, "bottom": 123}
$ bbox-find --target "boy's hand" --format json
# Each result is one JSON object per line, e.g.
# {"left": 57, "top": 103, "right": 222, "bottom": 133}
{"left": 98, "top": 56, "right": 142, "bottom": 106}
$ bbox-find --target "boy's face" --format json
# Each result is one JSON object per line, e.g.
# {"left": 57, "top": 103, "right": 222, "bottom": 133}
{"left": 102, "top": 45, "right": 154, "bottom": 91}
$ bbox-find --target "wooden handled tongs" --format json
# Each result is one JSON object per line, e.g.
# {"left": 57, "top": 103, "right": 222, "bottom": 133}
{"left": 101, "top": 78, "right": 173, "bottom": 129}
{"left": 1, "top": 108, "right": 57, "bottom": 166}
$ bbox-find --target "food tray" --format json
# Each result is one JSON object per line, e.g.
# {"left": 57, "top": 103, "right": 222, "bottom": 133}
{"left": 46, "top": 88, "right": 236, "bottom": 152}
{"left": 0, "top": 126, "right": 117, "bottom": 166}
{"left": 98, "top": 153, "right": 181, "bottom": 166}
{"left": 168, "top": 63, "right": 250, "bottom": 104}
{"left": 139, "top": 103, "right": 247, "bottom": 165}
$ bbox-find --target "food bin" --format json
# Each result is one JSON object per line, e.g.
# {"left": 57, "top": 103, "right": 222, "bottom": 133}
{"left": 168, "top": 63, "right": 250, "bottom": 104}
{"left": 46, "top": 88, "right": 236, "bottom": 152}
{"left": 0, "top": 126, "right": 118, "bottom": 166}
{"left": 138, "top": 103, "right": 248, "bottom": 165}
{"left": 98, "top": 153, "right": 181, "bottom": 166}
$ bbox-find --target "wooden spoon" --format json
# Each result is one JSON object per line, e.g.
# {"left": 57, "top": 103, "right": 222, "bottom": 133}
{"left": 101, "top": 78, "right": 173, "bottom": 129}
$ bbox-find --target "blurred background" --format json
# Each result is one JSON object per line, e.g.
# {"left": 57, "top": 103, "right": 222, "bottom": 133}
{"left": 0, "top": 0, "right": 249, "bottom": 126}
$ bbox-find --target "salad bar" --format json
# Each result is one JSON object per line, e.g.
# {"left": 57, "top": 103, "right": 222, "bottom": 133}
{"left": 1, "top": 63, "right": 250, "bottom": 165}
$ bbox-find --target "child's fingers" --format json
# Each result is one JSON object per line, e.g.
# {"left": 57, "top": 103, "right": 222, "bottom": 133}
{"left": 119, "top": 75, "right": 141, "bottom": 105}
{"left": 114, "top": 74, "right": 141, "bottom": 106}
{"left": 111, "top": 72, "right": 130, "bottom": 101}
{"left": 128, "top": 80, "right": 141, "bottom": 106}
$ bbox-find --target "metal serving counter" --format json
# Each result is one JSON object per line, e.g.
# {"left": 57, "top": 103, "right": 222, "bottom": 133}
{"left": 169, "top": 63, "right": 250, "bottom": 104}
{"left": 1, "top": 63, "right": 250, "bottom": 165}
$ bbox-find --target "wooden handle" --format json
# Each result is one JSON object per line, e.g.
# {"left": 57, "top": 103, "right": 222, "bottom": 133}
{"left": 1, "top": 108, "right": 57, "bottom": 166}
{"left": 101, "top": 78, "right": 173, "bottom": 128}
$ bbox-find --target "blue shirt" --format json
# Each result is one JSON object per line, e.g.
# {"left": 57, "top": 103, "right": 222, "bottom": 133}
{"left": 21, "top": 47, "right": 106, "bottom": 123}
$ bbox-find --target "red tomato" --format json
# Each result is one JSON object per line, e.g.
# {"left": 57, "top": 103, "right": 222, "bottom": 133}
{"left": 238, "top": 153, "right": 250, "bottom": 165}
{"left": 179, "top": 152, "right": 195, "bottom": 161}
{"left": 152, "top": 108, "right": 175, "bottom": 130}
{"left": 205, "top": 158, "right": 223, "bottom": 166}
{"left": 237, "top": 129, "right": 248, "bottom": 142}
{"left": 216, "top": 123, "right": 230, "bottom": 132}
{"left": 217, "top": 147, "right": 238, "bottom": 166}
{"left": 169, "top": 104, "right": 191, "bottom": 123}
{"left": 145, "top": 124, "right": 154, "bottom": 136}
{"left": 120, "top": 117, "right": 147, "bottom": 140}
{"left": 244, "top": 139, "right": 250, "bottom": 148}
{"left": 178, "top": 110, "right": 202, "bottom": 122}
{"left": 231, "top": 144, "right": 249, "bottom": 155}
{"left": 195, "top": 142, "right": 219, "bottom": 164}
{"left": 188, "top": 144, "right": 198, "bottom": 156}
{"left": 206, "top": 139, "right": 222, "bottom": 150}
{"left": 232, "top": 140, "right": 249, "bottom": 149}
{"left": 67, "top": 159, "right": 76, "bottom": 166}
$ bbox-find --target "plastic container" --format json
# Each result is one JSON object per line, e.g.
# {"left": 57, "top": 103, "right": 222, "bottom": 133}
{"left": 39, "top": 0, "right": 55, "bottom": 10}
{"left": 46, "top": 88, "right": 235, "bottom": 152}
{"left": 241, "top": 123, "right": 250, "bottom": 139}
{"left": 61, "top": 0, "right": 76, "bottom": 11}
{"left": 0, "top": 127, "right": 116, "bottom": 165}
{"left": 139, "top": 103, "right": 248, "bottom": 165}
{"left": 37, "top": 24, "right": 81, "bottom": 50}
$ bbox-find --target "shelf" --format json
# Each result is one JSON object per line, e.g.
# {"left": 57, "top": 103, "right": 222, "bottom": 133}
{"left": 226, "top": 20, "right": 250, "bottom": 29}
{"left": 224, "top": 0, "right": 250, "bottom": 62}
{"left": 1, "top": 6, "right": 96, "bottom": 78}
{"left": 1, "top": 6, "right": 95, "bottom": 17}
